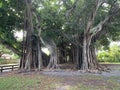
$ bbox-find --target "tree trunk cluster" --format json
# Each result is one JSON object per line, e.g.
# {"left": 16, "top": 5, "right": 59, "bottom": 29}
{"left": 20, "top": 0, "right": 118, "bottom": 72}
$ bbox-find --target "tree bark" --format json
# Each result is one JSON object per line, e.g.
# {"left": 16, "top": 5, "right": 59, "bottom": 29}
{"left": 79, "top": 0, "right": 118, "bottom": 72}
{"left": 19, "top": 0, "right": 43, "bottom": 71}
{"left": 47, "top": 40, "right": 58, "bottom": 69}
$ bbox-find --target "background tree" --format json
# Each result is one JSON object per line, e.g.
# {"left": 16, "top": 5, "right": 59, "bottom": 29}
{"left": 0, "top": 0, "right": 24, "bottom": 56}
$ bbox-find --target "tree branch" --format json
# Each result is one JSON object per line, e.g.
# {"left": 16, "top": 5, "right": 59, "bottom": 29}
{"left": 64, "top": 0, "right": 79, "bottom": 19}
{"left": 85, "top": 0, "right": 105, "bottom": 33}
{"left": 90, "top": 15, "right": 110, "bottom": 37}
{"left": 90, "top": 1, "right": 120, "bottom": 37}
{"left": 59, "top": 30, "right": 83, "bottom": 47}
{"left": 0, "top": 40, "right": 22, "bottom": 56}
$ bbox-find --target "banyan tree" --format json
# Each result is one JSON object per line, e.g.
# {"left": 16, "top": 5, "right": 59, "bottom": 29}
{"left": 19, "top": 0, "right": 120, "bottom": 72}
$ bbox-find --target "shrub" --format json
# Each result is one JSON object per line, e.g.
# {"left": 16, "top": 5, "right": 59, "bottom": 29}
{"left": 97, "top": 44, "right": 120, "bottom": 62}
{"left": 0, "top": 58, "right": 19, "bottom": 65}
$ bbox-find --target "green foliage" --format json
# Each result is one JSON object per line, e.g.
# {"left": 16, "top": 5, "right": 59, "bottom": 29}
{"left": 0, "top": 0, "right": 24, "bottom": 55}
{"left": 0, "top": 0, "right": 120, "bottom": 58}
{"left": 0, "top": 45, "right": 12, "bottom": 55}
{"left": 35, "top": 0, "right": 65, "bottom": 45}
{"left": 0, "top": 58, "right": 19, "bottom": 64}
{"left": 0, "top": 44, "right": 18, "bottom": 56}
{"left": 98, "top": 44, "right": 120, "bottom": 62}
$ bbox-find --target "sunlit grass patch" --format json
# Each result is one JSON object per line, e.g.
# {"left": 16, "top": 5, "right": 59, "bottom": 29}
{"left": 0, "top": 76, "right": 40, "bottom": 90}
{"left": 0, "top": 74, "right": 60, "bottom": 90}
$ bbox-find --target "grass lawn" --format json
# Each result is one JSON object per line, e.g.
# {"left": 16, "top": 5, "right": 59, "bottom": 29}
{"left": 100, "top": 62, "right": 120, "bottom": 64}
{"left": 0, "top": 72, "right": 59, "bottom": 90}
{"left": 0, "top": 71, "right": 120, "bottom": 90}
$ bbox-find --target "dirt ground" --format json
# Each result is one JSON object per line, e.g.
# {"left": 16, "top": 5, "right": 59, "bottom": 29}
{"left": 41, "top": 63, "right": 120, "bottom": 77}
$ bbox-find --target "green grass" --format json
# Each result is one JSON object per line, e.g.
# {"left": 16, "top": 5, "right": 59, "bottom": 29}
{"left": 0, "top": 73, "right": 120, "bottom": 90}
{"left": 100, "top": 62, "right": 120, "bottom": 64}
{"left": 0, "top": 74, "right": 59, "bottom": 90}
{"left": 0, "top": 76, "right": 38, "bottom": 90}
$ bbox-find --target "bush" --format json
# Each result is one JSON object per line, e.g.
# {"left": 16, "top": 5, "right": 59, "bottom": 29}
{"left": 97, "top": 44, "right": 120, "bottom": 62}
{"left": 0, "top": 58, "right": 19, "bottom": 65}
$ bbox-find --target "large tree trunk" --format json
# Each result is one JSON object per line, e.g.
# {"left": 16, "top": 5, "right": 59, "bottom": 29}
{"left": 79, "top": 0, "right": 114, "bottom": 72}
{"left": 81, "top": 42, "right": 99, "bottom": 72}
{"left": 76, "top": 45, "right": 83, "bottom": 69}
{"left": 47, "top": 40, "right": 58, "bottom": 69}
{"left": 20, "top": 35, "right": 43, "bottom": 71}
{"left": 81, "top": 34, "right": 108, "bottom": 72}
{"left": 40, "top": 37, "right": 58, "bottom": 69}
{"left": 19, "top": 0, "right": 43, "bottom": 71}
{"left": 81, "top": 35, "right": 88, "bottom": 71}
